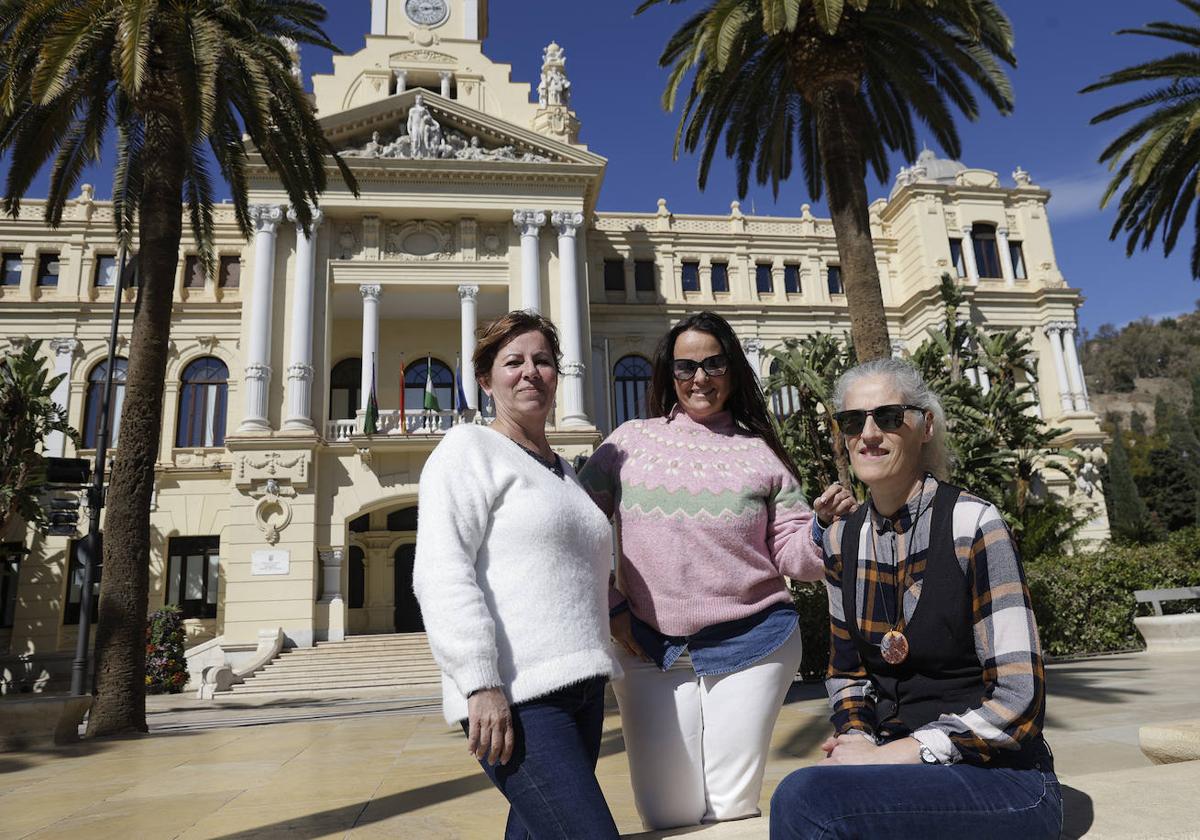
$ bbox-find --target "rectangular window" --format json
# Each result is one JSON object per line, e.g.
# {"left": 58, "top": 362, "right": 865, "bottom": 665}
{"left": 2, "top": 253, "right": 22, "bottom": 286}
{"left": 37, "top": 253, "right": 60, "bottom": 287}
{"left": 634, "top": 260, "right": 655, "bottom": 292}
{"left": 64, "top": 538, "right": 101, "bottom": 626}
{"left": 1009, "top": 242, "right": 1027, "bottom": 280}
{"left": 681, "top": 261, "right": 700, "bottom": 292}
{"left": 603, "top": 259, "right": 625, "bottom": 292}
{"left": 166, "top": 536, "right": 220, "bottom": 620}
{"left": 94, "top": 255, "right": 118, "bottom": 288}
{"left": 827, "top": 265, "right": 844, "bottom": 295}
{"left": 973, "top": 229, "right": 1002, "bottom": 278}
{"left": 711, "top": 262, "right": 729, "bottom": 293}
{"left": 183, "top": 256, "right": 206, "bottom": 289}
{"left": 218, "top": 255, "right": 241, "bottom": 289}
{"left": 949, "top": 239, "right": 967, "bottom": 278}
{"left": 1, "top": 543, "right": 21, "bottom": 629}
{"left": 784, "top": 264, "right": 801, "bottom": 294}
{"left": 755, "top": 264, "right": 774, "bottom": 294}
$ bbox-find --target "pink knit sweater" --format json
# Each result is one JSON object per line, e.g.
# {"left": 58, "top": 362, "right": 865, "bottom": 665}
{"left": 578, "top": 407, "right": 825, "bottom": 637}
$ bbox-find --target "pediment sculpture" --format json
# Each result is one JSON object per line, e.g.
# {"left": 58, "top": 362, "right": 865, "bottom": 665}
{"left": 342, "top": 94, "right": 552, "bottom": 163}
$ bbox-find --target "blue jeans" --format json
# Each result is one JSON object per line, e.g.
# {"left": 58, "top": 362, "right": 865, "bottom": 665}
{"left": 462, "top": 676, "right": 619, "bottom": 840}
{"left": 770, "top": 762, "right": 1062, "bottom": 839}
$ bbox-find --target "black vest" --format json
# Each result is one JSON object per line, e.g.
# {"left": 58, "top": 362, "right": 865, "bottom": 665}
{"left": 840, "top": 482, "right": 1049, "bottom": 770}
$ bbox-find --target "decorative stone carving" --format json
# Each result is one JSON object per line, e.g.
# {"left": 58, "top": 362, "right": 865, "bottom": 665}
{"left": 251, "top": 479, "right": 294, "bottom": 546}
{"left": 561, "top": 361, "right": 586, "bottom": 378}
{"left": 49, "top": 337, "right": 80, "bottom": 358}
{"left": 538, "top": 42, "right": 571, "bottom": 108}
{"left": 383, "top": 220, "right": 455, "bottom": 260}
{"left": 337, "top": 224, "right": 360, "bottom": 260}
{"left": 363, "top": 216, "right": 380, "bottom": 259}
{"left": 552, "top": 210, "right": 585, "bottom": 238}
{"left": 234, "top": 451, "right": 311, "bottom": 488}
{"left": 196, "top": 335, "right": 220, "bottom": 353}
{"left": 391, "top": 49, "right": 456, "bottom": 64}
{"left": 1013, "top": 166, "right": 1032, "bottom": 187}
{"left": 479, "top": 226, "right": 507, "bottom": 259}
{"left": 250, "top": 204, "right": 285, "bottom": 234}
{"left": 342, "top": 97, "right": 551, "bottom": 163}
{"left": 279, "top": 36, "right": 301, "bottom": 82}
{"left": 5, "top": 336, "right": 32, "bottom": 352}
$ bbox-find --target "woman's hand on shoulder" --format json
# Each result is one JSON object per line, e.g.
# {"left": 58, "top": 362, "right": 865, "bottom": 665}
{"left": 466, "top": 687, "right": 514, "bottom": 766}
{"left": 813, "top": 483, "right": 858, "bottom": 528}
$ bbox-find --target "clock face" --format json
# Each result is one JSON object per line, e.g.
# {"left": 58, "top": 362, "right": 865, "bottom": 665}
{"left": 406, "top": 0, "right": 449, "bottom": 27}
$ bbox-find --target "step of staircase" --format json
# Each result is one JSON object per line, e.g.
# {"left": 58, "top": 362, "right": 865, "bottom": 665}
{"left": 228, "top": 632, "right": 442, "bottom": 698}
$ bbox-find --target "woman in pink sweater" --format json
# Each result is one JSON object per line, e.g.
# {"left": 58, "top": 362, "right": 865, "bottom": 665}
{"left": 579, "top": 311, "right": 853, "bottom": 830}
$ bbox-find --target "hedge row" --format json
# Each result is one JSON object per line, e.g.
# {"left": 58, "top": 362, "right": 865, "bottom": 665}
{"left": 791, "top": 528, "right": 1200, "bottom": 677}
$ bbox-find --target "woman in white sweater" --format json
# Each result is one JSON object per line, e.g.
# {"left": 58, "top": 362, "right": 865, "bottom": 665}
{"left": 414, "top": 311, "right": 621, "bottom": 840}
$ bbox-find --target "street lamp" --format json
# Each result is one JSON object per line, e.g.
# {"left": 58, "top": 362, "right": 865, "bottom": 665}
{"left": 69, "top": 208, "right": 135, "bottom": 697}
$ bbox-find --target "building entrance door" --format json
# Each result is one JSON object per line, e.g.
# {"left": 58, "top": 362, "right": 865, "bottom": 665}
{"left": 393, "top": 544, "right": 423, "bottom": 633}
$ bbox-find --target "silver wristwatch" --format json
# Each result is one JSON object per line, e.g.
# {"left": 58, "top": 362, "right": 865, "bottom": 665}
{"left": 918, "top": 744, "right": 940, "bottom": 765}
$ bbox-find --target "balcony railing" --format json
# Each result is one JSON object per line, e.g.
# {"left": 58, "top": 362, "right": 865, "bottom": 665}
{"left": 325, "top": 410, "right": 492, "bottom": 442}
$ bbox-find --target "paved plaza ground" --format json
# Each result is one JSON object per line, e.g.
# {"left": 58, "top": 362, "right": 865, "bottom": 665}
{"left": 1, "top": 651, "right": 1197, "bottom": 839}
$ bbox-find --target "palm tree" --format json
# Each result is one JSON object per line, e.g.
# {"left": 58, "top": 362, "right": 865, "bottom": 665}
{"left": 0, "top": 0, "right": 357, "bottom": 736}
{"left": 1084, "top": 0, "right": 1200, "bottom": 279}
{"left": 638, "top": 0, "right": 1016, "bottom": 360}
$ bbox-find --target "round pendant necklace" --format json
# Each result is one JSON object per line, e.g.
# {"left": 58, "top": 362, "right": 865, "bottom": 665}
{"left": 872, "top": 478, "right": 930, "bottom": 666}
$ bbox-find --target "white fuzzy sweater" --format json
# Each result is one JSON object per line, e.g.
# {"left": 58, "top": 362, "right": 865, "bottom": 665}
{"left": 414, "top": 424, "right": 620, "bottom": 723}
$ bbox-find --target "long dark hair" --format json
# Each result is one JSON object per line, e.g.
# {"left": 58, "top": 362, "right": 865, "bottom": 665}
{"left": 648, "top": 311, "right": 802, "bottom": 484}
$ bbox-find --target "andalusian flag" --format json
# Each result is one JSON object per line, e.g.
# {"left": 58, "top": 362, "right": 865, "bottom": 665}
{"left": 423, "top": 355, "right": 440, "bottom": 412}
{"left": 364, "top": 357, "right": 379, "bottom": 435}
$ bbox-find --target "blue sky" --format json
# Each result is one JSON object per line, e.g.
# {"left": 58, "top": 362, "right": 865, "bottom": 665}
{"left": 5, "top": 0, "right": 1197, "bottom": 332}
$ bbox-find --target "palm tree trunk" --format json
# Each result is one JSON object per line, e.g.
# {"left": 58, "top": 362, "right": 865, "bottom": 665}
{"left": 87, "top": 106, "right": 185, "bottom": 737}
{"left": 812, "top": 80, "right": 892, "bottom": 362}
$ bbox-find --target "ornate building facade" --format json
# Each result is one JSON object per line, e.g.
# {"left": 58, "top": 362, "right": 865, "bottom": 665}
{"left": 0, "top": 0, "right": 1108, "bottom": 690}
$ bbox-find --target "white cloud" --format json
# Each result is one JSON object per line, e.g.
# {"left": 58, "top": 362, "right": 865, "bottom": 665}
{"left": 1041, "top": 173, "right": 1113, "bottom": 221}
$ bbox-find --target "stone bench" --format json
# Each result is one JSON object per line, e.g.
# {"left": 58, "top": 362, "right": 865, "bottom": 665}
{"left": 1133, "top": 587, "right": 1200, "bottom": 653}
{"left": 0, "top": 694, "right": 92, "bottom": 752}
{"left": 1140, "top": 719, "right": 1200, "bottom": 765}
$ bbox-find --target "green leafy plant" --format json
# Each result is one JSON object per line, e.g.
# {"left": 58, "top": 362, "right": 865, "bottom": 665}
{"left": 144, "top": 606, "right": 188, "bottom": 695}
{"left": 0, "top": 340, "right": 76, "bottom": 537}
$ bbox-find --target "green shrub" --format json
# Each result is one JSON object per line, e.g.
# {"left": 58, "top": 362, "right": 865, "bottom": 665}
{"left": 145, "top": 606, "right": 188, "bottom": 694}
{"left": 1027, "top": 529, "right": 1200, "bottom": 657}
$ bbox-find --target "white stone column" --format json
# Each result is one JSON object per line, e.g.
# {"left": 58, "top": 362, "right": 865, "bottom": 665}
{"left": 964, "top": 367, "right": 979, "bottom": 388}
{"left": 978, "top": 367, "right": 992, "bottom": 395}
{"left": 997, "top": 227, "right": 1016, "bottom": 285}
{"left": 359, "top": 285, "right": 382, "bottom": 414}
{"left": 393, "top": 69, "right": 407, "bottom": 94}
{"left": 1060, "top": 322, "right": 1088, "bottom": 412}
{"left": 239, "top": 204, "right": 285, "bottom": 432}
{"left": 458, "top": 284, "right": 480, "bottom": 412}
{"left": 1045, "top": 323, "right": 1074, "bottom": 414}
{"left": 513, "top": 209, "right": 545, "bottom": 313}
{"left": 552, "top": 211, "right": 588, "bottom": 427}
{"left": 371, "top": 0, "right": 387, "bottom": 35}
{"left": 318, "top": 548, "right": 345, "bottom": 643}
{"left": 283, "top": 208, "right": 323, "bottom": 432}
{"left": 960, "top": 226, "right": 980, "bottom": 284}
{"left": 742, "top": 338, "right": 764, "bottom": 388}
{"left": 1028, "top": 351, "right": 1044, "bottom": 419}
{"left": 46, "top": 338, "right": 78, "bottom": 456}
{"left": 439, "top": 71, "right": 453, "bottom": 98}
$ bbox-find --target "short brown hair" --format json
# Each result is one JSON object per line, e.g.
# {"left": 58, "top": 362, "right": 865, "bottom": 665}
{"left": 473, "top": 310, "right": 563, "bottom": 383}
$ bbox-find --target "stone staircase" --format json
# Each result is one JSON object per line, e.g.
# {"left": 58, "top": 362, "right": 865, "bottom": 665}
{"left": 228, "top": 633, "right": 441, "bottom": 697}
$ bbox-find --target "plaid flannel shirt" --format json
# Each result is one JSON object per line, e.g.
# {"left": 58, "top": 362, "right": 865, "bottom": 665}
{"left": 822, "top": 475, "right": 1048, "bottom": 765}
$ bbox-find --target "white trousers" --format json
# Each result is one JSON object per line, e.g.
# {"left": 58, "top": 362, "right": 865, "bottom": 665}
{"left": 613, "top": 627, "right": 804, "bottom": 830}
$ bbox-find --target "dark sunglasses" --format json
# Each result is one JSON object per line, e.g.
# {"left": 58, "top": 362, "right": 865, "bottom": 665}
{"left": 833, "top": 404, "right": 927, "bottom": 436}
{"left": 672, "top": 353, "right": 729, "bottom": 381}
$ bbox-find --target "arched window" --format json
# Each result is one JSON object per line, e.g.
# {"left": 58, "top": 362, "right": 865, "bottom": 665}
{"left": 972, "top": 223, "right": 1002, "bottom": 279}
{"left": 329, "top": 358, "right": 361, "bottom": 420}
{"left": 404, "top": 358, "right": 455, "bottom": 414}
{"left": 769, "top": 359, "right": 801, "bottom": 419}
{"left": 386, "top": 506, "right": 419, "bottom": 532}
{"left": 613, "top": 355, "right": 652, "bottom": 427}
{"left": 348, "top": 546, "right": 365, "bottom": 610}
{"left": 83, "top": 358, "right": 127, "bottom": 449}
{"left": 176, "top": 357, "right": 228, "bottom": 448}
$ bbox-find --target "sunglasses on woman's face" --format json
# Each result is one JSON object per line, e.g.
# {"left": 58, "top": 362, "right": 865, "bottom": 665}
{"left": 832, "top": 404, "right": 927, "bottom": 436}
{"left": 672, "top": 353, "right": 729, "bottom": 381}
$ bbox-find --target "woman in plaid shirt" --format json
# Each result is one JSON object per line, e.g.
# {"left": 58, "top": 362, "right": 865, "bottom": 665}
{"left": 770, "top": 358, "right": 1062, "bottom": 840}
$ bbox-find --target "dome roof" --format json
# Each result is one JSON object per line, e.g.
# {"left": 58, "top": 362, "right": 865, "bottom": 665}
{"left": 914, "top": 148, "right": 966, "bottom": 183}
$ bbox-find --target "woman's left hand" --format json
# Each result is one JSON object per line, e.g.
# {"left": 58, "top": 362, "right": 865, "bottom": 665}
{"left": 813, "top": 483, "right": 858, "bottom": 527}
{"left": 821, "top": 734, "right": 922, "bottom": 765}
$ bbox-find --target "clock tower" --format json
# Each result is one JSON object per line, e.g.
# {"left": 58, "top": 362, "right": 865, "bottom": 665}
{"left": 371, "top": 0, "right": 488, "bottom": 42}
